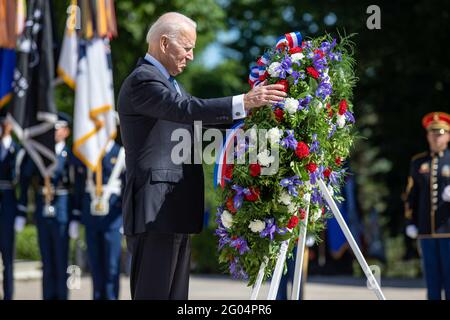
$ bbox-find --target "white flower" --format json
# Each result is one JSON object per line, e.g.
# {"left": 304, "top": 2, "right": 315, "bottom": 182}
{"left": 249, "top": 220, "right": 266, "bottom": 233}
{"left": 328, "top": 185, "right": 334, "bottom": 197}
{"left": 312, "top": 209, "right": 322, "bottom": 222}
{"left": 268, "top": 62, "right": 281, "bottom": 77}
{"left": 266, "top": 128, "right": 283, "bottom": 145}
{"left": 257, "top": 150, "right": 275, "bottom": 167}
{"left": 315, "top": 100, "right": 324, "bottom": 109}
{"left": 291, "top": 53, "right": 305, "bottom": 62}
{"left": 336, "top": 114, "right": 346, "bottom": 128}
{"left": 288, "top": 202, "right": 299, "bottom": 214}
{"left": 284, "top": 97, "right": 299, "bottom": 114}
{"left": 221, "top": 210, "right": 234, "bottom": 229}
{"left": 278, "top": 191, "right": 292, "bottom": 206}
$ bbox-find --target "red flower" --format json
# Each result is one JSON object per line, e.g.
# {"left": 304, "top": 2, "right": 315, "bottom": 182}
{"left": 314, "top": 49, "right": 325, "bottom": 59}
{"left": 306, "top": 66, "right": 319, "bottom": 79}
{"left": 335, "top": 157, "right": 342, "bottom": 166}
{"left": 245, "top": 187, "right": 260, "bottom": 202}
{"left": 287, "top": 215, "right": 299, "bottom": 229}
{"left": 306, "top": 162, "right": 317, "bottom": 173}
{"left": 323, "top": 168, "right": 332, "bottom": 178}
{"left": 226, "top": 197, "right": 237, "bottom": 214}
{"left": 299, "top": 208, "right": 306, "bottom": 220}
{"left": 276, "top": 79, "right": 289, "bottom": 93}
{"left": 295, "top": 142, "right": 310, "bottom": 159}
{"left": 259, "top": 71, "right": 269, "bottom": 81}
{"left": 274, "top": 108, "right": 284, "bottom": 122}
{"left": 326, "top": 103, "right": 333, "bottom": 117}
{"left": 289, "top": 47, "right": 303, "bottom": 54}
{"left": 224, "top": 164, "right": 234, "bottom": 180}
{"left": 338, "top": 99, "right": 348, "bottom": 115}
{"left": 249, "top": 163, "right": 261, "bottom": 177}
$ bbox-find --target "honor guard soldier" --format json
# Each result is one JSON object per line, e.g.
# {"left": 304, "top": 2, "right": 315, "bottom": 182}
{"left": 73, "top": 139, "right": 125, "bottom": 300}
{"left": 404, "top": 111, "right": 450, "bottom": 300}
{"left": 17, "top": 112, "right": 79, "bottom": 300}
{"left": 0, "top": 116, "right": 24, "bottom": 300}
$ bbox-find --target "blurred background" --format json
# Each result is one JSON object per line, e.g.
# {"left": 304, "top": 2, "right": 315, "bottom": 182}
{"left": 10, "top": 0, "right": 450, "bottom": 283}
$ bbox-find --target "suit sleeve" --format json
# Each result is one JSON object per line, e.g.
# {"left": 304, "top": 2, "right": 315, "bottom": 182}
{"left": 404, "top": 160, "right": 419, "bottom": 226}
{"left": 129, "top": 75, "right": 234, "bottom": 125}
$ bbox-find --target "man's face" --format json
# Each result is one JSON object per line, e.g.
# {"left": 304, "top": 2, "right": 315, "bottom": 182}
{"left": 55, "top": 126, "right": 70, "bottom": 143}
{"left": 427, "top": 130, "right": 450, "bottom": 153}
{"left": 1, "top": 120, "right": 12, "bottom": 136}
{"left": 162, "top": 27, "right": 196, "bottom": 76}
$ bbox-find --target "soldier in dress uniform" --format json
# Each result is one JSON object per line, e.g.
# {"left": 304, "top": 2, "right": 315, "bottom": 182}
{"left": 73, "top": 138, "right": 125, "bottom": 300}
{"left": 404, "top": 111, "right": 450, "bottom": 300}
{"left": 0, "top": 116, "right": 24, "bottom": 300}
{"left": 17, "top": 112, "right": 79, "bottom": 300}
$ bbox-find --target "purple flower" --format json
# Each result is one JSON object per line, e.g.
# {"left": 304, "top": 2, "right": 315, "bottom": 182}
{"left": 230, "top": 236, "right": 250, "bottom": 255}
{"left": 327, "top": 123, "right": 337, "bottom": 139}
{"left": 310, "top": 165, "right": 324, "bottom": 185}
{"left": 280, "top": 175, "right": 302, "bottom": 197}
{"left": 215, "top": 227, "right": 231, "bottom": 249}
{"left": 291, "top": 70, "right": 306, "bottom": 85}
{"left": 329, "top": 169, "right": 346, "bottom": 186}
{"left": 231, "top": 185, "right": 251, "bottom": 210}
{"left": 277, "top": 55, "right": 293, "bottom": 79}
{"left": 315, "top": 81, "right": 333, "bottom": 100}
{"left": 229, "top": 257, "right": 248, "bottom": 280}
{"left": 311, "top": 188, "right": 323, "bottom": 205}
{"left": 298, "top": 95, "right": 312, "bottom": 110}
{"left": 345, "top": 111, "right": 355, "bottom": 124}
{"left": 260, "top": 218, "right": 287, "bottom": 241}
{"left": 309, "top": 133, "right": 320, "bottom": 153}
{"left": 281, "top": 130, "right": 298, "bottom": 150}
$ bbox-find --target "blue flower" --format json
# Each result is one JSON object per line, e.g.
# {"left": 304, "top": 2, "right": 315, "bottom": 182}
{"left": 281, "top": 130, "right": 298, "bottom": 150}
{"left": 231, "top": 185, "right": 251, "bottom": 210}
{"left": 310, "top": 133, "right": 320, "bottom": 153}
{"left": 260, "top": 218, "right": 287, "bottom": 241}
{"left": 230, "top": 236, "right": 250, "bottom": 255}
{"left": 280, "top": 175, "right": 302, "bottom": 197}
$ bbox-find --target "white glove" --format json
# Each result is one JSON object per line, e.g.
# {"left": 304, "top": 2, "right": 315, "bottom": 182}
{"left": 406, "top": 224, "right": 418, "bottom": 239}
{"left": 69, "top": 221, "right": 80, "bottom": 240}
{"left": 443, "top": 185, "right": 450, "bottom": 202}
{"left": 305, "top": 235, "right": 315, "bottom": 247}
{"left": 14, "top": 216, "right": 26, "bottom": 232}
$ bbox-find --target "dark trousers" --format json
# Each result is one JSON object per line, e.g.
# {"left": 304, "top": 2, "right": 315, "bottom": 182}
{"left": 0, "top": 190, "right": 16, "bottom": 300}
{"left": 127, "top": 232, "right": 191, "bottom": 300}
{"left": 85, "top": 227, "right": 122, "bottom": 300}
{"left": 36, "top": 195, "right": 69, "bottom": 300}
{"left": 419, "top": 238, "right": 450, "bottom": 300}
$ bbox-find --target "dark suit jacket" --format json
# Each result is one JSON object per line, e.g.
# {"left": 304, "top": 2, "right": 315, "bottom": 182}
{"left": 118, "top": 58, "right": 234, "bottom": 236}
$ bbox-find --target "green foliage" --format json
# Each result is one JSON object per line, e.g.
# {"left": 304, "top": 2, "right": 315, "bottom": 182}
{"left": 15, "top": 226, "right": 40, "bottom": 261}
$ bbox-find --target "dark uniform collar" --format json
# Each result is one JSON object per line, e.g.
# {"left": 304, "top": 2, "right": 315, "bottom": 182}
{"left": 431, "top": 148, "right": 449, "bottom": 158}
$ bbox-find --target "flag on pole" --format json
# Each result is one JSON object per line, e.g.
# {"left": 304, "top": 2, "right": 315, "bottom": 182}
{"left": 57, "top": 0, "right": 78, "bottom": 89}
{"left": 0, "top": 48, "right": 16, "bottom": 108}
{"left": 7, "top": 0, "right": 57, "bottom": 178}
{"left": 72, "top": 37, "right": 116, "bottom": 172}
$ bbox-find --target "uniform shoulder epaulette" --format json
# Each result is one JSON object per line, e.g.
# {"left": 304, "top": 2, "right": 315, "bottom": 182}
{"left": 411, "top": 151, "right": 428, "bottom": 161}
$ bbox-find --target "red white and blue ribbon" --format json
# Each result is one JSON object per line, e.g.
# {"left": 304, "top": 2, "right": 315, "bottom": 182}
{"left": 248, "top": 31, "right": 302, "bottom": 88}
{"left": 214, "top": 121, "right": 245, "bottom": 189}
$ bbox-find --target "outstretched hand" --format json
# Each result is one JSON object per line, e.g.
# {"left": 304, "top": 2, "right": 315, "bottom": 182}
{"left": 243, "top": 80, "right": 286, "bottom": 111}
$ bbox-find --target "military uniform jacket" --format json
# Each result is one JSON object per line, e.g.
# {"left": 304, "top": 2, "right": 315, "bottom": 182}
{"left": 405, "top": 149, "right": 450, "bottom": 238}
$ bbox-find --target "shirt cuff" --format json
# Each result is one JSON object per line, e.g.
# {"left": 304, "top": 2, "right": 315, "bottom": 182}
{"left": 232, "top": 94, "right": 246, "bottom": 120}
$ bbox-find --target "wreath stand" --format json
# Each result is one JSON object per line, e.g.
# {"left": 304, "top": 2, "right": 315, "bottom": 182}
{"left": 250, "top": 179, "right": 386, "bottom": 300}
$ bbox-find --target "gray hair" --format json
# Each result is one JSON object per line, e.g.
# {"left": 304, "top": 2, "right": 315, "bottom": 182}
{"left": 146, "top": 12, "right": 197, "bottom": 45}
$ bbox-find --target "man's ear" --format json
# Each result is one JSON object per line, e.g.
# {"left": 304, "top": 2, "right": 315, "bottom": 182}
{"left": 160, "top": 35, "right": 169, "bottom": 54}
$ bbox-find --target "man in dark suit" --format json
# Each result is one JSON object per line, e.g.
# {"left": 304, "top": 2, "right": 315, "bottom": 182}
{"left": 118, "top": 12, "right": 286, "bottom": 299}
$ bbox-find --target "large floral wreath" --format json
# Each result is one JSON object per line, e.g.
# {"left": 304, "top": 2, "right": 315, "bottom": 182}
{"left": 215, "top": 31, "right": 357, "bottom": 286}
